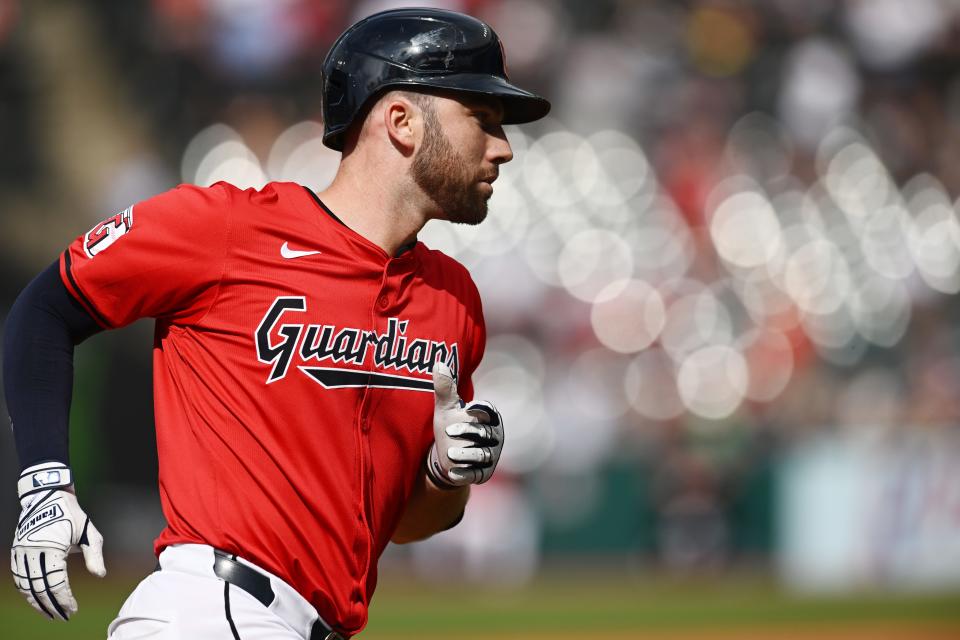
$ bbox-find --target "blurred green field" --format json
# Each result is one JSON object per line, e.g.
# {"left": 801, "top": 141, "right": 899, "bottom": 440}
{"left": 2, "top": 570, "right": 958, "bottom": 639}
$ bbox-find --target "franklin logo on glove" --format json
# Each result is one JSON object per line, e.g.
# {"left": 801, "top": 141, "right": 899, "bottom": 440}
{"left": 16, "top": 504, "right": 64, "bottom": 538}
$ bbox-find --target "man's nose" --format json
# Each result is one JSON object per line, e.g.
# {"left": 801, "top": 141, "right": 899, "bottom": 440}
{"left": 490, "top": 128, "right": 514, "bottom": 164}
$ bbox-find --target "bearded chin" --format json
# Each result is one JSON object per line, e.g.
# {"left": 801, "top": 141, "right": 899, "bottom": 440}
{"left": 412, "top": 129, "right": 489, "bottom": 226}
{"left": 444, "top": 186, "right": 489, "bottom": 225}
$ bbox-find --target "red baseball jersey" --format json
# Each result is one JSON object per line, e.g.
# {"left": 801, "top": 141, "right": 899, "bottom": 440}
{"left": 59, "top": 181, "right": 486, "bottom": 634}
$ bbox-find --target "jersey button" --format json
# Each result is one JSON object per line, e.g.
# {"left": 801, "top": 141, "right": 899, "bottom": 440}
{"left": 377, "top": 295, "right": 389, "bottom": 309}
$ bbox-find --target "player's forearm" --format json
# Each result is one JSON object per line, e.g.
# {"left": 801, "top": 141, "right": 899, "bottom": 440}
{"left": 391, "top": 465, "right": 470, "bottom": 544}
{"left": 3, "top": 261, "right": 102, "bottom": 469}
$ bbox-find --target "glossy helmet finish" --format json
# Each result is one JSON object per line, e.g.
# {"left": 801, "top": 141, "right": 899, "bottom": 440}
{"left": 321, "top": 7, "right": 551, "bottom": 151}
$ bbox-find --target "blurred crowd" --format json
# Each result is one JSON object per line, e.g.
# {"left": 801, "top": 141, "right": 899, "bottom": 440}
{"left": 2, "top": 0, "right": 960, "bottom": 582}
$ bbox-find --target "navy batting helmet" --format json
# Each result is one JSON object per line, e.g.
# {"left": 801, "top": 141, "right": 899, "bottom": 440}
{"left": 321, "top": 8, "right": 551, "bottom": 151}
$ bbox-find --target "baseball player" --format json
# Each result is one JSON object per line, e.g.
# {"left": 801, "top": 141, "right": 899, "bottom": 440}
{"left": 4, "top": 8, "right": 549, "bottom": 639}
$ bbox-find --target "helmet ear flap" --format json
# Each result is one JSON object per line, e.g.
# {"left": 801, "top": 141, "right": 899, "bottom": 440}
{"left": 325, "top": 69, "right": 348, "bottom": 108}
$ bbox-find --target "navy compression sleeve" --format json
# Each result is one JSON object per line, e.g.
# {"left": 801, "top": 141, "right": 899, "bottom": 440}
{"left": 3, "top": 260, "right": 103, "bottom": 469}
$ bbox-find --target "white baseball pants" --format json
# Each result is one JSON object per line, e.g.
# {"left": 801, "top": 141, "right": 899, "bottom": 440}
{"left": 108, "top": 544, "right": 333, "bottom": 640}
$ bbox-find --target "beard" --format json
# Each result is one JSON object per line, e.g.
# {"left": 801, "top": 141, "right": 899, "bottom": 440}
{"left": 411, "top": 113, "right": 490, "bottom": 226}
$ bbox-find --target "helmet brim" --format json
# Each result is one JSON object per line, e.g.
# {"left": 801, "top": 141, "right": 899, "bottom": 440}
{"left": 415, "top": 73, "right": 552, "bottom": 125}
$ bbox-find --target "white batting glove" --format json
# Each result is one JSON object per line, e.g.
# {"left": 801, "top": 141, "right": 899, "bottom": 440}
{"left": 427, "top": 360, "right": 504, "bottom": 489}
{"left": 11, "top": 462, "right": 106, "bottom": 620}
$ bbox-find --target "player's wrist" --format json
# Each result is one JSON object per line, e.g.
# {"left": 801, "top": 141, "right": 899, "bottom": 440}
{"left": 425, "top": 471, "right": 469, "bottom": 494}
{"left": 17, "top": 461, "right": 74, "bottom": 505}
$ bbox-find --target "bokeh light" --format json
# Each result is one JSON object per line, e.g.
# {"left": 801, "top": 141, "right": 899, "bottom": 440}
{"left": 676, "top": 345, "right": 749, "bottom": 420}
{"left": 590, "top": 278, "right": 665, "bottom": 353}
{"left": 710, "top": 189, "right": 783, "bottom": 269}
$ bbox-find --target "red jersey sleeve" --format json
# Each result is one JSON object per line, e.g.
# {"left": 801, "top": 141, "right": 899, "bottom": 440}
{"left": 60, "top": 183, "right": 233, "bottom": 329}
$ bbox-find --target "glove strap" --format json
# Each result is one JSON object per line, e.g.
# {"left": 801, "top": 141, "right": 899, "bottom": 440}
{"left": 18, "top": 461, "right": 73, "bottom": 500}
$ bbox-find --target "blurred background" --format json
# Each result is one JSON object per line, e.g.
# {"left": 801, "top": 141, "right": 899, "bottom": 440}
{"left": 2, "top": 0, "right": 960, "bottom": 638}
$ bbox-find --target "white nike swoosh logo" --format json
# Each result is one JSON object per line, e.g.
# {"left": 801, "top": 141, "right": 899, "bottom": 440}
{"left": 281, "top": 242, "right": 322, "bottom": 259}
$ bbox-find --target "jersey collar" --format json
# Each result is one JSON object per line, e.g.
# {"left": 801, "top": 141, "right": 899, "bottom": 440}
{"left": 301, "top": 186, "right": 418, "bottom": 260}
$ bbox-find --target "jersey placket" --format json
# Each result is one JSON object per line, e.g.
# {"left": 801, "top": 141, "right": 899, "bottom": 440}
{"left": 353, "top": 255, "right": 396, "bottom": 613}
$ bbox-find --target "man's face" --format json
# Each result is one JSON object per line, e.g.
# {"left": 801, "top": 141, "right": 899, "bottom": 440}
{"left": 411, "top": 94, "right": 513, "bottom": 225}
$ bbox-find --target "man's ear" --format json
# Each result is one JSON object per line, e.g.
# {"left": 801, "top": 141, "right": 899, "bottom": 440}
{"left": 383, "top": 96, "right": 418, "bottom": 155}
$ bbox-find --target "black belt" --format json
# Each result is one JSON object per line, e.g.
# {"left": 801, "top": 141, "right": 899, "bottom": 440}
{"left": 212, "top": 549, "right": 346, "bottom": 640}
